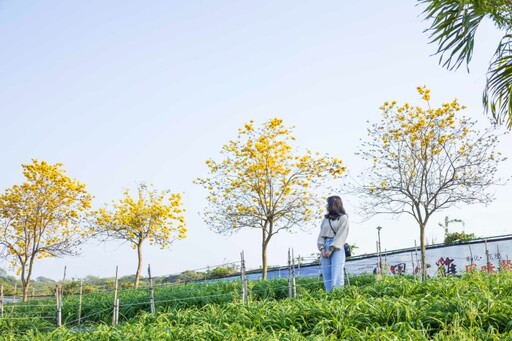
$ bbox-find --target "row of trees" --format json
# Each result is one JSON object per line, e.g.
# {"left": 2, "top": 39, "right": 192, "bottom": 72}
{"left": 1, "top": 87, "right": 508, "bottom": 300}
{"left": 0, "top": 161, "right": 187, "bottom": 301}
{"left": 197, "top": 88, "right": 506, "bottom": 282}
{"left": 1, "top": 0, "right": 509, "bottom": 302}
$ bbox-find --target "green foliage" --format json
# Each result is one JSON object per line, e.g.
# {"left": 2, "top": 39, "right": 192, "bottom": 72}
{"left": 3, "top": 272, "right": 512, "bottom": 339}
{"left": 420, "top": 0, "right": 512, "bottom": 128}
{"left": 207, "top": 264, "right": 237, "bottom": 279}
{"left": 163, "top": 270, "right": 205, "bottom": 283}
{"left": 444, "top": 231, "right": 476, "bottom": 244}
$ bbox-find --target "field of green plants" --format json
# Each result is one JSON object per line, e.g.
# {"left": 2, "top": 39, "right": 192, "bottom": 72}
{"left": 2, "top": 272, "right": 512, "bottom": 340}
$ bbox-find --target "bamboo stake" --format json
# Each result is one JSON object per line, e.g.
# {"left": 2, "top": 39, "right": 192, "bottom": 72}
{"left": 61, "top": 266, "right": 67, "bottom": 298}
{"left": 291, "top": 248, "right": 296, "bottom": 298}
{"left": 11, "top": 283, "right": 16, "bottom": 313}
{"left": 485, "top": 240, "right": 491, "bottom": 273}
{"left": 344, "top": 266, "right": 350, "bottom": 286}
{"left": 114, "top": 299, "right": 119, "bottom": 325}
{"left": 240, "top": 251, "right": 248, "bottom": 303}
{"left": 287, "top": 248, "right": 292, "bottom": 297}
{"left": 414, "top": 240, "right": 420, "bottom": 281}
{"left": 78, "top": 279, "right": 83, "bottom": 326}
{"left": 468, "top": 244, "right": 474, "bottom": 266}
{"left": 148, "top": 264, "right": 155, "bottom": 315}
{"left": 410, "top": 252, "right": 415, "bottom": 276}
{"left": 0, "top": 285, "right": 3, "bottom": 317}
{"left": 376, "top": 241, "right": 381, "bottom": 281}
{"left": 497, "top": 245, "right": 502, "bottom": 271}
{"left": 113, "top": 266, "right": 119, "bottom": 326}
{"left": 297, "top": 254, "right": 301, "bottom": 277}
{"left": 55, "top": 285, "right": 62, "bottom": 327}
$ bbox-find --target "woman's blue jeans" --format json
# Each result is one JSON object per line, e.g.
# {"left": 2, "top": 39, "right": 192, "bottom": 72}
{"left": 321, "top": 239, "right": 346, "bottom": 292}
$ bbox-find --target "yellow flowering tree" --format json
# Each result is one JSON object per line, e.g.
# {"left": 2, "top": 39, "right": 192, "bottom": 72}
{"left": 0, "top": 160, "right": 92, "bottom": 301}
{"left": 93, "top": 183, "right": 186, "bottom": 288}
{"left": 195, "top": 118, "right": 345, "bottom": 279}
{"left": 356, "top": 87, "right": 507, "bottom": 280}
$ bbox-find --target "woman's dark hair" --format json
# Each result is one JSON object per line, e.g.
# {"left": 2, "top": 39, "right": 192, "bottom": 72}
{"left": 324, "top": 195, "right": 347, "bottom": 219}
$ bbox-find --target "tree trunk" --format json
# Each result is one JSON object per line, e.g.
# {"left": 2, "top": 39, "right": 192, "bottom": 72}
{"left": 261, "top": 227, "right": 268, "bottom": 280}
{"left": 420, "top": 224, "right": 427, "bottom": 281}
{"left": 22, "top": 279, "right": 30, "bottom": 302}
{"left": 20, "top": 261, "right": 30, "bottom": 302}
{"left": 134, "top": 241, "right": 143, "bottom": 288}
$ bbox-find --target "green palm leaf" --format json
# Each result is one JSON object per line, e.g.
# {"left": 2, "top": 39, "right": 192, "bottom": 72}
{"left": 421, "top": 0, "right": 485, "bottom": 71}
{"left": 484, "top": 33, "right": 512, "bottom": 129}
{"left": 419, "top": 0, "right": 512, "bottom": 128}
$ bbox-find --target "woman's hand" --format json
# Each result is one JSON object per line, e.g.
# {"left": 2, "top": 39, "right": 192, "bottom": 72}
{"left": 322, "top": 250, "right": 333, "bottom": 258}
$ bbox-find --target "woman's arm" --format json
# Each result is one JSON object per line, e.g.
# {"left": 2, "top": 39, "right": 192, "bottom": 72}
{"left": 330, "top": 215, "right": 349, "bottom": 251}
{"left": 317, "top": 219, "right": 326, "bottom": 251}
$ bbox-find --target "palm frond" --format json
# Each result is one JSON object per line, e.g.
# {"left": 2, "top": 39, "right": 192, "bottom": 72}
{"left": 483, "top": 33, "right": 512, "bottom": 129}
{"left": 420, "top": 0, "right": 485, "bottom": 71}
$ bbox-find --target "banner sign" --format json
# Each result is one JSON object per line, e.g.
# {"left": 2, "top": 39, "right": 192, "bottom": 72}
{"left": 293, "top": 235, "right": 512, "bottom": 279}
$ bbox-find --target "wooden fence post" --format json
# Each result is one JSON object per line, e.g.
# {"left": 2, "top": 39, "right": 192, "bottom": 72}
{"left": 240, "top": 251, "right": 248, "bottom": 304}
{"left": 497, "top": 245, "right": 502, "bottom": 271}
{"left": 291, "top": 248, "right": 296, "bottom": 298}
{"left": 376, "top": 241, "right": 381, "bottom": 281}
{"left": 485, "top": 240, "right": 491, "bottom": 273}
{"left": 11, "top": 283, "right": 16, "bottom": 313}
{"left": 344, "top": 266, "right": 350, "bottom": 286}
{"left": 113, "top": 266, "right": 119, "bottom": 326}
{"left": 78, "top": 279, "right": 83, "bottom": 326}
{"left": 468, "top": 245, "right": 474, "bottom": 267}
{"left": 148, "top": 264, "right": 155, "bottom": 315}
{"left": 410, "top": 252, "right": 415, "bottom": 277}
{"left": 61, "top": 266, "right": 67, "bottom": 298}
{"left": 55, "top": 285, "right": 62, "bottom": 327}
{"left": 414, "top": 240, "right": 421, "bottom": 281}
{"left": 0, "top": 285, "right": 3, "bottom": 317}
{"left": 287, "top": 248, "right": 292, "bottom": 297}
{"left": 115, "top": 299, "right": 119, "bottom": 325}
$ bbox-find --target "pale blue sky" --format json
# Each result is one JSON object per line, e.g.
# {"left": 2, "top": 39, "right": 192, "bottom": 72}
{"left": 1, "top": 1, "right": 510, "bottom": 280}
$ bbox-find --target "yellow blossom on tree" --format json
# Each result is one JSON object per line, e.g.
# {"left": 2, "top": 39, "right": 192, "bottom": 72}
{"left": 0, "top": 160, "right": 92, "bottom": 301}
{"left": 195, "top": 118, "right": 345, "bottom": 279}
{"left": 355, "top": 86, "right": 507, "bottom": 280}
{"left": 93, "top": 183, "right": 186, "bottom": 288}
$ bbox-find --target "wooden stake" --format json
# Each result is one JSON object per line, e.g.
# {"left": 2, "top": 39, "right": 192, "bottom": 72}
{"left": 240, "top": 251, "right": 248, "bottom": 303}
{"left": 410, "top": 252, "right": 415, "bottom": 276}
{"left": 414, "top": 240, "right": 421, "bottom": 281}
{"left": 291, "top": 248, "right": 296, "bottom": 298}
{"left": 287, "top": 248, "right": 292, "bottom": 298}
{"left": 114, "top": 299, "right": 119, "bottom": 326}
{"left": 148, "top": 264, "right": 155, "bottom": 315}
{"left": 61, "top": 266, "right": 67, "bottom": 297}
{"left": 78, "top": 279, "right": 83, "bottom": 326}
{"left": 11, "top": 283, "right": 16, "bottom": 313}
{"left": 113, "top": 266, "right": 119, "bottom": 326}
{"left": 376, "top": 241, "right": 381, "bottom": 281}
{"left": 497, "top": 245, "right": 502, "bottom": 271}
{"left": 0, "top": 285, "right": 3, "bottom": 317}
{"left": 468, "top": 244, "right": 474, "bottom": 266}
{"left": 485, "top": 240, "right": 491, "bottom": 273}
{"left": 55, "top": 285, "right": 62, "bottom": 327}
{"left": 344, "top": 266, "right": 350, "bottom": 286}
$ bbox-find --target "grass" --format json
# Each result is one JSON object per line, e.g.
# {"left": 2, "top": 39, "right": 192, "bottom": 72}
{"left": 1, "top": 272, "right": 512, "bottom": 340}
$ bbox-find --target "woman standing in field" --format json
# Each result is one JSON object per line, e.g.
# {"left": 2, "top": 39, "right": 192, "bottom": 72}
{"left": 317, "top": 195, "right": 349, "bottom": 292}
